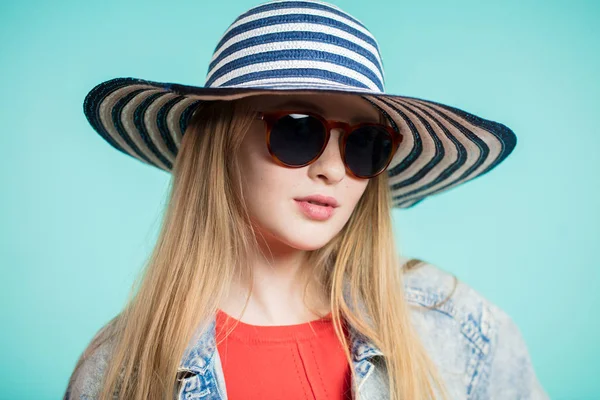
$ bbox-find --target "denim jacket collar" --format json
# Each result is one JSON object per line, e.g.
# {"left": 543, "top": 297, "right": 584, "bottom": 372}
{"left": 177, "top": 277, "right": 384, "bottom": 381}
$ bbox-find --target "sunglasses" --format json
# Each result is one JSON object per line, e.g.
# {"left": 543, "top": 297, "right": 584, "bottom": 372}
{"left": 256, "top": 110, "right": 402, "bottom": 179}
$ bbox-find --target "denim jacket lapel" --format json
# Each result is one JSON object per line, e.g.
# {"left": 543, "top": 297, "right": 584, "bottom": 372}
{"left": 177, "top": 317, "right": 227, "bottom": 399}
{"left": 177, "top": 277, "right": 385, "bottom": 399}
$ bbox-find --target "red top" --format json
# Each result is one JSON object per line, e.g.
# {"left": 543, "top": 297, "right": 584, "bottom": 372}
{"left": 215, "top": 309, "right": 353, "bottom": 400}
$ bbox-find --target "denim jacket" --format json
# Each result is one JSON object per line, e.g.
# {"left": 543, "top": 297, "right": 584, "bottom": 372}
{"left": 64, "top": 257, "right": 548, "bottom": 399}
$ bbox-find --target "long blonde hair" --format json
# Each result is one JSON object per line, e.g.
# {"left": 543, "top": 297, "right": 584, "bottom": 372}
{"left": 70, "top": 98, "right": 449, "bottom": 399}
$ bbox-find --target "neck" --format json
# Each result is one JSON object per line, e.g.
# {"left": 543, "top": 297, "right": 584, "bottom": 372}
{"left": 219, "top": 234, "right": 331, "bottom": 326}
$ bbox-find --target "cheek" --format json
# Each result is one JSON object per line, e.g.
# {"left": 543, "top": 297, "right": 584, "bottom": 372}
{"left": 336, "top": 180, "right": 369, "bottom": 220}
{"left": 347, "top": 179, "right": 370, "bottom": 204}
{"left": 237, "top": 131, "right": 299, "bottom": 212}
{"left": 248, "top": 171, "right": 302, "bottom": 221}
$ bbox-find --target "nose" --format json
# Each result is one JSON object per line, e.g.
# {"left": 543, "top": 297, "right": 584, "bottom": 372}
{"left": 307, "top": 128, "right": 346, "bottom": 183}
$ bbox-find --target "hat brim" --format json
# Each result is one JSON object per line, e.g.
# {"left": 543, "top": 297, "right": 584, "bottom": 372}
{"left": 83, "top": 77, "right": 516, "bottom": 208}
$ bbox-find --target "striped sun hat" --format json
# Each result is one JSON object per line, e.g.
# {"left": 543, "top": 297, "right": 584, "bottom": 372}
{"left": 83, "top": 0, "right": 516, "bottom": 208}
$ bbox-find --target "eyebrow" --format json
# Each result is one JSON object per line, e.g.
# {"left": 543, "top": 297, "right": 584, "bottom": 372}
{"left": 269, "top": 99, "right": 380, "bottom": 125}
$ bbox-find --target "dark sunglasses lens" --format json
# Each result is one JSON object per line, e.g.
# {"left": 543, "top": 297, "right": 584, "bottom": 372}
{"left": 345, "top": 126, "right": 394, "bottom": 178}
{"left": 270, "top": 114, "right": 326, "bottom": 165}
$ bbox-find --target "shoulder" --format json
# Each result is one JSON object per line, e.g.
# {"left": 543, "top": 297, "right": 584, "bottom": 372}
{"left": 63, "top": 320, "right": 118, "bottom": 400}
{"left": 398, "top": 256, "right": 548, "bottom": 399}
{"left": 400, "top": 256, "right": 490, "bottom": 325}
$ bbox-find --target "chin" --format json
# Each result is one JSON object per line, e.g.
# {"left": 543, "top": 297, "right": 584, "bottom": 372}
{"left": 280, "top": 228, "right": 339, "bottom": 251}
{"left": 254, "top": 216, "right": 342, "bottom": 251}
{"left": 288, "top": 238, "right": 332, "bottom": 251}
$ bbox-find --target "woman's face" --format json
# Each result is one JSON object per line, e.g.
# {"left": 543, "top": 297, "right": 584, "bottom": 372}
{"left": 236, "top": 93, "right": 382, "bottom": 252}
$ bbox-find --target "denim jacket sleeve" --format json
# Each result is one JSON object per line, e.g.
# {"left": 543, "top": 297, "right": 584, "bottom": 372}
{"left": 63, "top": 324, "right": 114, "bottom": 400}
{"left": 472, "top": 302, "right": 548, "bottom": 399}
{"left": 401, "top": 257, "right": 549, "bottom": 400}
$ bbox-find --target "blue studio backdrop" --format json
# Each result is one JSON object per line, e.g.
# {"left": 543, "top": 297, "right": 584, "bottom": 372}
{"left": 1, "top": 0, "right": 598, "bottom": 398}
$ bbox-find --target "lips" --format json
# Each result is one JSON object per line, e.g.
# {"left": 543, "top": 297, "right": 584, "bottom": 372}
{"left": 294, "top": 195, "right": 339, "bottom": 208}
{"left": 295, "top": 199, "right": 336, "bottom": 221}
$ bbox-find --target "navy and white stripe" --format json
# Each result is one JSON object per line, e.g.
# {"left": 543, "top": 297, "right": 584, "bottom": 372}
{"left": 205, "top": 0, "right": 385, "bottom": 92}
{"left": 81, "top": 0, "right": 517, "bottom": 209}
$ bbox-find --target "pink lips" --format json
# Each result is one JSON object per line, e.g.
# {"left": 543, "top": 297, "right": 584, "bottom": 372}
{"left": 294, "top": 195, "right": 339, "bottom": 221}
{"left": 295, "top": 200, "right": 336, "bottom": 221}
{"left": 294, "top": 195, "right": 339, "bottom": 208}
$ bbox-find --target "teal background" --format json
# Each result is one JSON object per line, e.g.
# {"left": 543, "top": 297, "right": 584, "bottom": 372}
{"left": 1, "top": 0, "right": 598, "bottom": 398}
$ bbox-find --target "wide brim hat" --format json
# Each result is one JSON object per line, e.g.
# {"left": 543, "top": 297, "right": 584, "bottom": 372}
{"left": 83, "top": 0, "right": 516, "bottom": 209}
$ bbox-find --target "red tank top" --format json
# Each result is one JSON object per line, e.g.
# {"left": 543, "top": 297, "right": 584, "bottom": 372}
{"left": 215, "top": 309, "right": 353, "bottom": 399}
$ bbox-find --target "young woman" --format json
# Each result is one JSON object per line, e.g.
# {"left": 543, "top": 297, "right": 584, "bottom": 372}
{"left": 64, "top": 1, "right": 548, "bottom": 399}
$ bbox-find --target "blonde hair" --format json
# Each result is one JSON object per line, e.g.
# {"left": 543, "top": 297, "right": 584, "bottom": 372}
{"left": 68, "top": 98, "right": 450, "bottom": 399}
